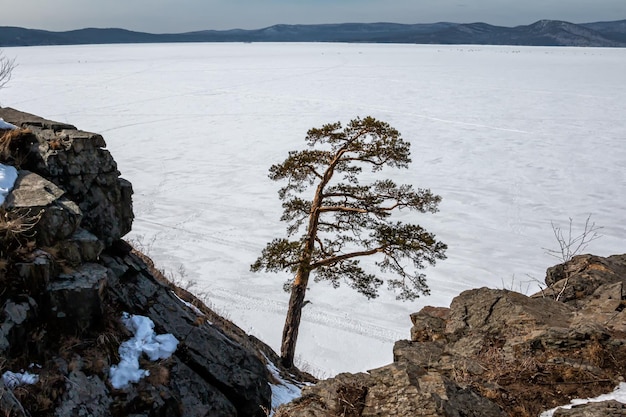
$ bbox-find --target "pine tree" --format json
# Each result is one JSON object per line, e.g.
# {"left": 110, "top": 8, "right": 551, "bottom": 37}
{"left": 251, "top": 116, "right": 447, "bottom": 368}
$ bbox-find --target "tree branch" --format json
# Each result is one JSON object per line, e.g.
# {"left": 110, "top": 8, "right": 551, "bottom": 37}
{"left": 311, "top": 247, "right": 384, "bottom": 269}
{"left": 318, "top": 206, "right": 368, "bottom": 214}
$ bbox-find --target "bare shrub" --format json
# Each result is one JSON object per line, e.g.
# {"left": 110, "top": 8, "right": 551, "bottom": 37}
{"left": 0, "top": 209, "right": 42, "bottom": 253}
{"left": 544, "top": 214, "right": 603, "bottom": 263}
{"left": 0, "top": 51, "right": 16, "bottom": 91}
{"left": 543, "top": 214, "right": 603, "bottom": 301}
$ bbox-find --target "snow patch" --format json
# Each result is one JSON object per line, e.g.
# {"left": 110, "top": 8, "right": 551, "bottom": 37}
{"left": 0, "top": 118, "right": 17, "bottom": 130}
{"left": 109, "top": 312, "right": 179, "bottom": 389}
{"left": 172, "top": 291, "right": 205, "bottom": 317}
{"left": 265, "top": 355, "right": 305, "bottom": 415}
{"left": 2, "top": 370, "right": 39, "bottom": 389}
{"left": 540, "top": 382, "right": 626, "bottom": 416}
{"left": 0, "top": 163, "right": 18, "bottom": 206}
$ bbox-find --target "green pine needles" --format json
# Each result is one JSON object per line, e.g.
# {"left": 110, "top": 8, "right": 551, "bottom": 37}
{"left": 251, "top": 116, "right": 447, "bottom": 367}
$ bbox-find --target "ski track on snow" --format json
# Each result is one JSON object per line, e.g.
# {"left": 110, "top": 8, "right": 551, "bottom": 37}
{"left": 207, "top": 288, "right": 404, "bottom": 343}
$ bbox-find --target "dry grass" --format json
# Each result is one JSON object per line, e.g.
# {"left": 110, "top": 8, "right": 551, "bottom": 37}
{"left": 0, "top": 128, "right": 35, "bottom": 167}
{"left": 144, "top": 360, "right": 172, "bottom": 386}
{"left": 10, "top": 366, "right": 67, "bottom": 416}
{"left": 336, "top": 382, "right": 368, "bottom": 417}
{"left": 0, "top": 209, "right": 42, "bottom": 253}
{"left": 455, "top": 337, "right": 625, "bottom": 417}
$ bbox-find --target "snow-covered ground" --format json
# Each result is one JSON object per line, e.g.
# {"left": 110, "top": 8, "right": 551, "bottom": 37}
{"left": 1, "top": 43, "right": 625, "bottom": 377}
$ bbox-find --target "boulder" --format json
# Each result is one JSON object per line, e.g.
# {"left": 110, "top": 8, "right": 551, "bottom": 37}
{"left": 54, "top": 369, "right": 112, "bottom": 417}
{"left": 541, "top": 254, "right": 626, "bottom": 305}
{"left": 4, "top": 170, "right": 82, "bottom": 246}
{"left": 1, "top": 242, "right": 274, "bottom": 417}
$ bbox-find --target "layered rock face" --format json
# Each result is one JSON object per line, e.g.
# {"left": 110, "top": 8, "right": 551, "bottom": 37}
{"left": 277, "top": 254, "right": 626, "bottom": 417}
{"left": 0, "top": 107, "right": 132, "bottom": 247}
{"left": 0, "top": 108, "right": 272, "bottom": 416}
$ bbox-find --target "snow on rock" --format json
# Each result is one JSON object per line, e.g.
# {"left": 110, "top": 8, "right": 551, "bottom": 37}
{"left": 109, "top": 313, "right": 179, "bottom": 389}
{"left": 0, "top": 163, "right": 18, "bottom": 206}
{"left": 540, "top": 382, "right": 626, "bottom": 416}
{"left": 172, "top": 291, "right": 205, "bottom": 317}
{"left": 265, "top": 356, "right": 305, "bottom": 415}
{"left": 0, "top": 118, "right": 17, "bottom": 130}
{"left": 2, "top": 370, "right": 39, "bottom": 389}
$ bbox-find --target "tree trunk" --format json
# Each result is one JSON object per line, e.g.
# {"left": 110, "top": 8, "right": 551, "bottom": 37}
{"left": 280, "top": 151, "right": 336, "bottom": 368}
{"left": 280, "top": 272, "right": 309, "bottom": 368}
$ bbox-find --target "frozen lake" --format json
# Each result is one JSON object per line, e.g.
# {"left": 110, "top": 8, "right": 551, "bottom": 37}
{"left": 2, "top": 42, "right": 625, "bottom": 375}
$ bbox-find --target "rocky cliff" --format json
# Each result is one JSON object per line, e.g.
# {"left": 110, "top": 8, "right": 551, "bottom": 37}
{"left": 0, "top": 108, "right": 289, "bottom": 416}
{"left": 276, "top": 254, "right": 626, "bottom": 416}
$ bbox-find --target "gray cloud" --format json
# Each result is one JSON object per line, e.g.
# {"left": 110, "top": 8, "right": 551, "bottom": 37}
{"left": 1, "top": 0, "right": 624, "bottom": 33}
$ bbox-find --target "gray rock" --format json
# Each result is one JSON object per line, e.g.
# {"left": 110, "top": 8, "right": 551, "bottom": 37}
{"left": 55, "top": 370, "right": 112, "bottom": 417}
{"left": 0, "top": 297, "right": 37, "bottom": 356}
{"left": 541, "top": 254, "right": 626, "bottom": 304}
{"left": 553, "top": 400, "right": 626, "bottom": 416}
{"left": 409, "top": 305, "right": 450, "bottom": 342}
{"left": 279, "top": 254, "right": 626, "bottom": 416}
{"left": 15, "top": 250, "right": 56, "bottom": 299}
{"left": 169, "top": 357, "right": 238, "bottom": 417}
{"left": 4, "top": 170, "right": 82, "bottom": 246}
{"left": 47, "top": 263, "right": 109, "bottom": 333}
{"left": 57, "top": 228, "right": 105, "bottom": 265}
{"left": 0, "top": 107, "right": 76, "bottom": 131}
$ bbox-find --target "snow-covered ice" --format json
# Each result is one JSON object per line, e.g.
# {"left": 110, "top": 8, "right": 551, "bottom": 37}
{"left": 0, "top": 163, "right": 18, "bottom": 206}
{"left": 2, "top": 370, "right": 39, "bottom": 389}
{"left": 3, "top": 43, "right": 625, "bottom": 376}
{"left": 109, "top": 312, "right": 178, "bottom": 389}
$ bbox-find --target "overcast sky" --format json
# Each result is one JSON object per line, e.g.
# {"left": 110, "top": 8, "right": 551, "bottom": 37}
{"left": 2, "top": 0, "right": 625, "bottom": 33}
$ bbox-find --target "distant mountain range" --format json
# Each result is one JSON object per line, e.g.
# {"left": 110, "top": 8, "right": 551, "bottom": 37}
{"left": 2, "top": 19, "right": 626, "bottom": 47}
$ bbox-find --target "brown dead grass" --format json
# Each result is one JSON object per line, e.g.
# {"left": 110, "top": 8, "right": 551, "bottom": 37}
{"left": 0, "top": 209, "right": 42, "bottom": 257}
{"left": 0, "top": 128, "right": 36, "bottom": 167}
{"left": 336, "top": 382, "right": 368, "bottom": 417}
{"left": 461, "top": 337, "right": 626, "bottom": 417}
{"left": 11, "top": 366, "right": 67, "bottom": 416}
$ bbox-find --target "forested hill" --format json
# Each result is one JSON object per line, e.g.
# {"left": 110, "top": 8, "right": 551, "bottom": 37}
{"left": 1, "top": 19, "right": 626, "bottom": 47}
